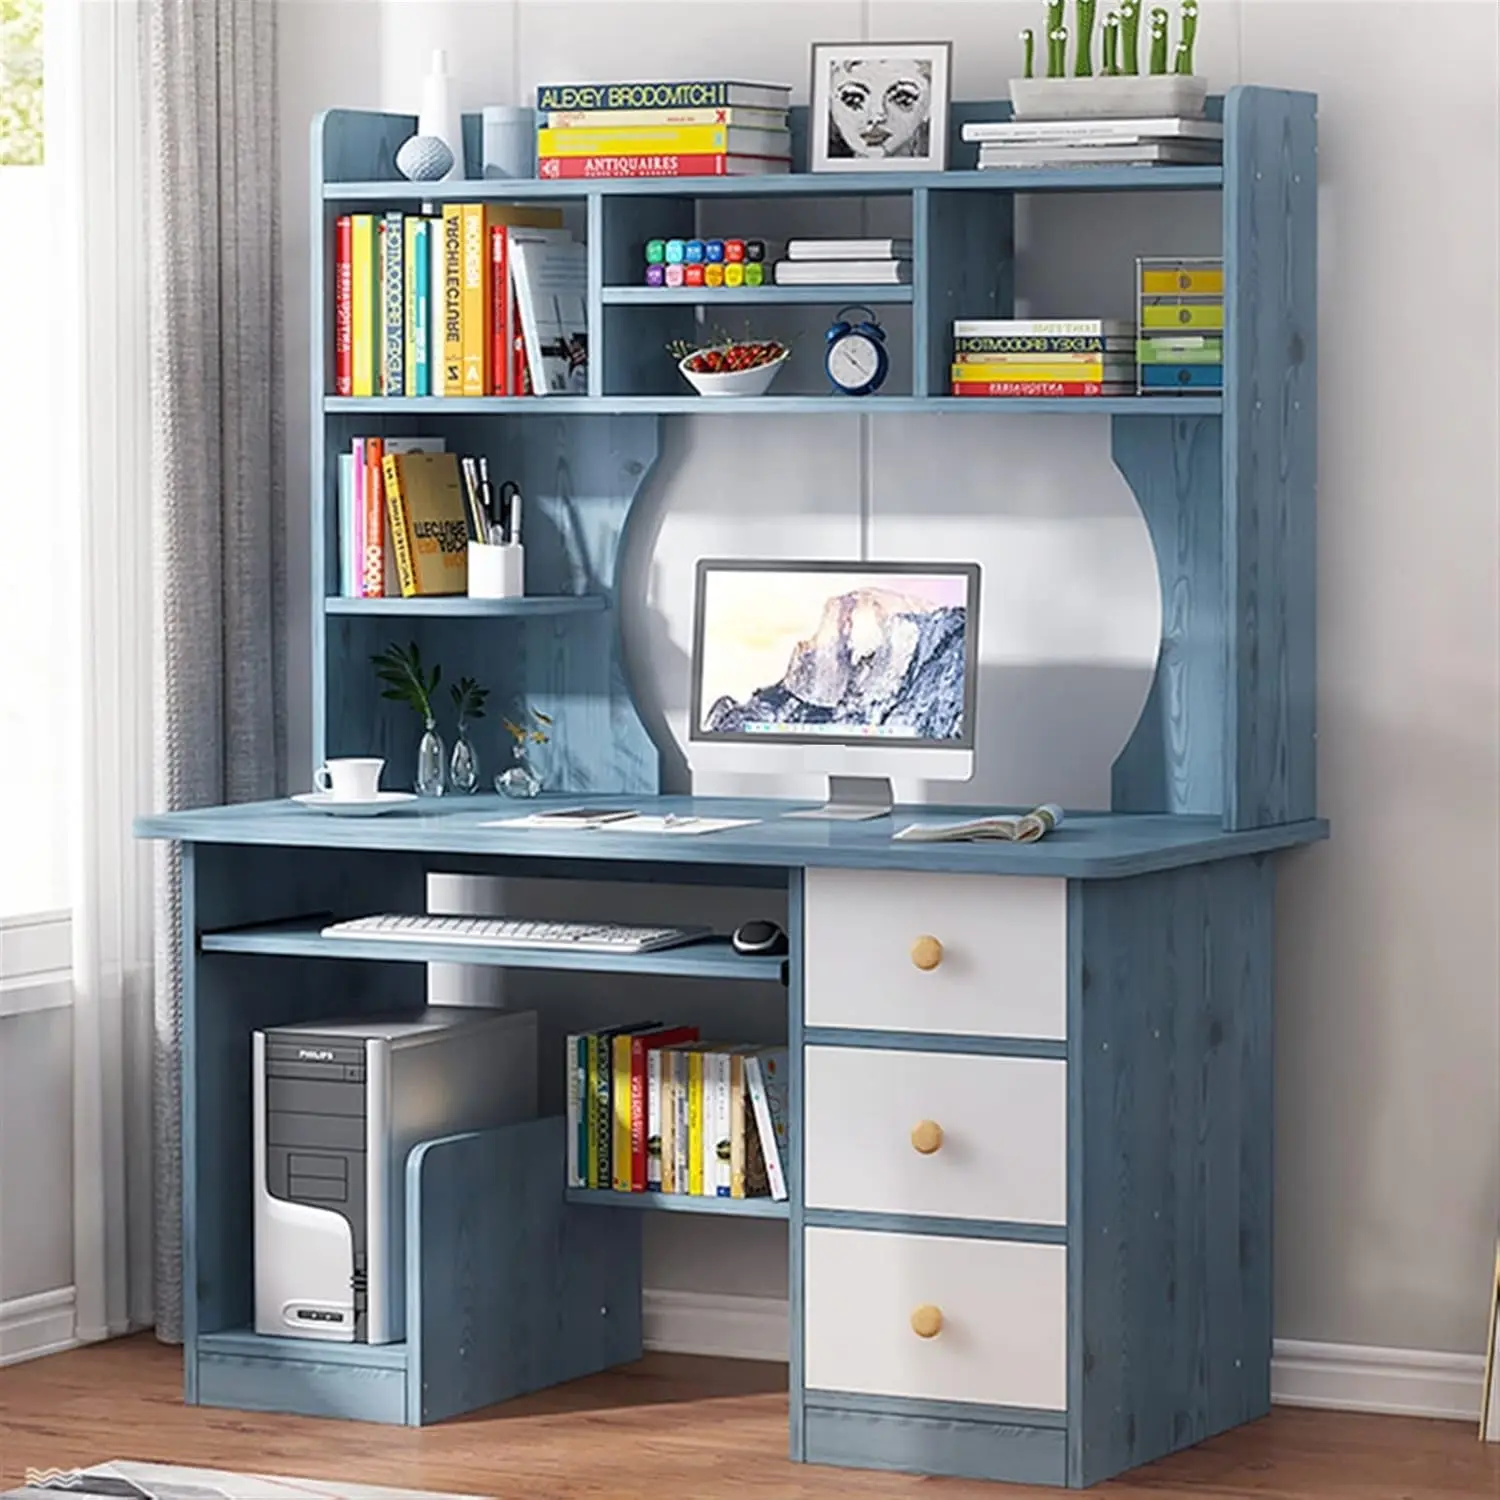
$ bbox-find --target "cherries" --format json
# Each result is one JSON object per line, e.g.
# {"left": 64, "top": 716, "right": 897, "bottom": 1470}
{"left": 685, "top": 340, "right": 786, "bottom": 375}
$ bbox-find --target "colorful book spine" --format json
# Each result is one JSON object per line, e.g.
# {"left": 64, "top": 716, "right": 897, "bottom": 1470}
{"left": 349, "top": 215, "right": 376, "bottom": 398}
{"left": 584, "top": 1035, "right": 601, "bottom": 1188}
{"left": 687, "top": 1051, "right": 704, "bottom": 1196}
{"left": 729, "top": 1054, "right": 747, "bottom": 1198}
{"left": 574, "top": 1035, "right": 588, "bottom": 1187}
{"left": 660, "top": 1050, "right": 681, "bottom": 1193}
{"left": 362, "top": 437, "right": 385, "bottom": 595}
{"left": 949, "top": 380, "right": 1128, "bottom": 397}
{"left": 591, "top": 1034, "right": 612, "bottom": 1189}
{"left": 565, "top": 1032, "right": 581, "bottom": 1187}
{"left": 460, "top": 205, "right": 489, "bottom": 396}
{"left": 440, "top": 205, "right": 464, "bottom": 396}
{"left": 333, "top": 215, "right": 353, "bottom": 396}
{"left": 337, "top": 452, "right": 355, "bottom": 595}
{"left": 381, "top": 451, "right": 418, "bottom": 598}
{"left": 953, "top": 362, "right": 1134, "bottom": 383}
{"left": 428, "top": 216, "right": 444, "bottom": 395}
{"left": 954, "top": 334, "right": 1131, "bottom": 356}
{"left": 611, "top": 1034, "right": 634, "bottom": 1192}
{"left": 490, "top": 224, "right": 509, "bottom": 396}
{"left": 537, "top": 81, "right": 784, "bottom": 112}
{"left": 537, "top": 153, "right": 781, "bottom": 180}
{"left": 646, "top": 1047, "right": 664, "bottom": 1192}
{"left": 711, "top": 1053, "right": 732, "bottom": 1197}
{"left": 379, "top": 212, "right": 404, "bottom": 397}
{"left": 405, "top": 217, "right": 429, "bottom": 398}
{"left": 536, "top": 125, "right": 785, "bottom": 157}
{"left": 546, "top": 106, "right": 787, "bottom": 130}
{"left": 631, "top": 1028, "right": 697, "bottom": 1191}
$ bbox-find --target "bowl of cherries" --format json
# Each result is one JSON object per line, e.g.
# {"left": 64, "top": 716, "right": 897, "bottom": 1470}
{"left": 675, "top": 337, "right": 790, "bottom": 398}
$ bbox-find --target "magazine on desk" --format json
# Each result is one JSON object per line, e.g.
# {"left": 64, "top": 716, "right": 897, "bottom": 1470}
{"left": 894, "top": 804, "right": 1064, "bottom": 845}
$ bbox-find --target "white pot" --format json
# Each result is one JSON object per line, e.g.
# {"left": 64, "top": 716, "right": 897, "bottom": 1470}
{"left": 1008, "top": 74, "right": 1208, "bottom": 121}
{"left": 678, "top": 347, "right": 789, "bottom": 398}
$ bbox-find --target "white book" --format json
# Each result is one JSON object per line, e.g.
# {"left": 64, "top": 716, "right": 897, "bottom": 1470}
{"left": 674, "top": 1052, "right": 691, "bottom": 1193}
{"left": 774, "top": 259, "right": 912, "bottom": 286}
{"left": 979, "top": 142, "right": 1220, "bottom": 167}
{"left": 955, "top": 318, "right": 1133, "bottom": 337}
{"left": 646, "top": 1047, "right": 664, "bottom": 1191}
{"left": 786, "top": 237, "right": 913, "bottom": 261}
{"left": 964, "top": 115, "right": 1224, "bottom": 144}
{"left": 744, "top": 1053, "right": 788, "bottom": 1202}
{"left": 509, "top": 229, "right": 589, "bottom": 395}
{"left": 565, "top": 1033, "right": 580, "bottom": 1186}
{"left": 428, "top": 216, "right": 446, "bottom": 393}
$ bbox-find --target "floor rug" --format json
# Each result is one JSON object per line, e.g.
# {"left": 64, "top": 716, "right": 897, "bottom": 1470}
{"left": 3, "top": 1463, "right": 486, "bottom": 1500}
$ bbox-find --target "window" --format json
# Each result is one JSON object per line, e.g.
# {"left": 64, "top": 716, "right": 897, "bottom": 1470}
{"left": 1, "top": 0, "right": 73, "bottom": 920}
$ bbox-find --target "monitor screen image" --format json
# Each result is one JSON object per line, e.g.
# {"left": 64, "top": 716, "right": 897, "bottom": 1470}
{"left": 690, "top": 561, "right": 979, "bottom": 748}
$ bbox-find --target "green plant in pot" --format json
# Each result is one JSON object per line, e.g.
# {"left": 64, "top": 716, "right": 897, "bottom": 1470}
{"left": 371, "top": 640, "right": 446, "bottom": 796}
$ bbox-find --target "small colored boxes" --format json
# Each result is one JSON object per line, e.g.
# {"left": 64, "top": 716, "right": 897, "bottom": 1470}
{"left": 705, "top": 239, "right": 725, "bottom": 263}
{"left": 684, "top": 263, "right": 705, "bottom": 287}
{"left": 645, "top": 239, "right": 667, "bottom": 265}
{"left": 642, "top": 232, "right": 773, "bottom": 288}
{"left": 664, "top": 239, "right": 686, "bottom": 265}
{"left": 645, "top": 264, "right": 666, "bottom": 287}
{"left": 724, "top": 239, "right": 746, "bottom": 263}
{"left": 1136, "top": 257, "right": 1224, "bottom": 394}
{"left": 684, "top": 239, "right": 705, "bottom": 264}
{"left": 704, "top": 263, "right": 725, "bottom": 288}
{"left": 665, "top": 263, "right": 685, "bottom": 288}
{"left": 724, "top": 262, "right": 745, "bottom": 288}
{"left": 744, "top": 262, "right": 765, "bottom": 287}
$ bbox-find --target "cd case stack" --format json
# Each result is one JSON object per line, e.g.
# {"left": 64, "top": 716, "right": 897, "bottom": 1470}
{"left": 1136, "top": 258, "right": 1224, "bottom": 393}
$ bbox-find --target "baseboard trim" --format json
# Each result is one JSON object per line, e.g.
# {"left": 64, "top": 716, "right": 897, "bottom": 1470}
{"left": 641, "top": 1291, "right": 1485, "bottom": 1422}
{"left": 0, "top": 1286, "right": 77, "bottom": 1367}
{"left": 642, "top": 1289, "right": 787, "bottom": 1363}
{"left": 1271, "top": 1338, "right": 1485, "bottom": 1422}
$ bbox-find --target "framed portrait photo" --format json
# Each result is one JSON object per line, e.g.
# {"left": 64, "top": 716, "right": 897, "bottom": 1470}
{"left": 810, "top": 40, "right": 952, "bottom": 173}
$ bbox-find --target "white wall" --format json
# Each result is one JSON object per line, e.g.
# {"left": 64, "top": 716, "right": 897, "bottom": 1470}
{"left": 278, "top": 0, "right": 1500, "bottom": 1361}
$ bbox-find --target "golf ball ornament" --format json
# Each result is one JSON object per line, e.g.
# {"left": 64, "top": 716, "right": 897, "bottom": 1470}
{"left": 825, "top": 306, "right": 889, "bottom": 396}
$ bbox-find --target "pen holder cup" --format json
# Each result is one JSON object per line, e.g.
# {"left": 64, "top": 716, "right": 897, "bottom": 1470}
{"left": 468, "top": 541, "right": 525, "bottom": 599}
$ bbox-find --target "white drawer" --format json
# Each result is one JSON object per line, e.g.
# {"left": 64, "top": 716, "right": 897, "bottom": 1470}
{"left": 803, "top": 1228, "right": 1066, "bottom": 1409}
{"left": 804, "top": 870, "right": 1066, "bottom": 1040}
{"left": 805, "top": 1048, "right": 1066, "bottom": 1225}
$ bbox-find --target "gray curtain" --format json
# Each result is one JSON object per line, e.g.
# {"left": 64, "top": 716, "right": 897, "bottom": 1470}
{"left": 143, "top": 0, "right": 286, "bottom": 1342}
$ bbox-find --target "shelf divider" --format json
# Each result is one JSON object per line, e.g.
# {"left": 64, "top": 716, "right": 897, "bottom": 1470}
{"left": 564, "top": 1187, "right": 790, "bottom": 1219}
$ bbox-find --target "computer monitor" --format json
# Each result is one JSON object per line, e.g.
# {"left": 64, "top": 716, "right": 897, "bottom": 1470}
{"left": 688, "top": 559, "right": 981, "bottom": 819}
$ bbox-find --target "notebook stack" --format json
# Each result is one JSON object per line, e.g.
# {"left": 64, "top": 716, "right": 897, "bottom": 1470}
{"left": 963, "top": 115, "right": 1223, "bottom": 169}
{"left": 535, "top": 79, "right": 792, "bottom": 179}
{"left": 951, "top": 319, "right": 1136, "bottom": 398}
{"left": 774, "top": 238, "right": 913, "bottom": 287}
{"left": 1136, "top": 258, "right": 1224, "bottom": 393}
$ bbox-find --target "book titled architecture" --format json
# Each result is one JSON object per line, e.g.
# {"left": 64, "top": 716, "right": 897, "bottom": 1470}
{"left": 895, "top": 804, "right": 1065, "bottom": 844}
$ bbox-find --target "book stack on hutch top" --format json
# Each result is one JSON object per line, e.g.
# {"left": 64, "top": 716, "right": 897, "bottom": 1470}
{"left": 535, "top": 78, "right": 792, "bottom": 179}
{"left": 951, "top": 318, "right": 1136, "bottom": 398}
{"left": 333, "top": 206, "right": 586, "bottom": 400}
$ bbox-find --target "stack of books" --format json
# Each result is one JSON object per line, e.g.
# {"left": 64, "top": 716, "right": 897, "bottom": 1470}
{"left": 1137, "top": 258, "right": 1224, "bottom": 392}
{"left": 773, "top": 238, "right": 913, "bottom": 287}
{"left": 566, "top": 1025, "right": 789, "bottom": 1202}
{"left": 334, "top": 207, "right": 585, "bottom": 398}
{"left": 951, "top": 319, "right": 1136, "bottom": 397}
{"left": 536, "top": 79, "right": 792, "bottom": 179}
{"left": 963, "top": 116, "right": 1223, "bottom": 169}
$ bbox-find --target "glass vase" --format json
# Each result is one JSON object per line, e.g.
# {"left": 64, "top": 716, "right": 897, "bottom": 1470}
{"left": 495, "top": 752, "right": 542, "bottom": 799}
{"left": 416, "top": 719, "right": 447, "bottom": 796}
{"left": 449, "top": 726, "right": 479, "bottom": 794}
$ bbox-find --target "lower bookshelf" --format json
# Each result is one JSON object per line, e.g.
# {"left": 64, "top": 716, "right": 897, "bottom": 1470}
{"left": 565, "top": 1186, "right": 789, "bottom": 1219}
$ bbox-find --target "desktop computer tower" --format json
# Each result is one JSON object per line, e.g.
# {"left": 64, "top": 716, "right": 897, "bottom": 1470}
{"left": 253, "top": 1006, "right": 536, "bottom": 1345}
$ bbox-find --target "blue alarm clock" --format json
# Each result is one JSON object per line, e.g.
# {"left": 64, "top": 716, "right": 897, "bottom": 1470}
{"left": 825, "top": 305, "right": 889, "bottom": 397}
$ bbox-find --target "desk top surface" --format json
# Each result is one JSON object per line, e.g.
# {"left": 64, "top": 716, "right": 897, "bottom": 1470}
{"left": 135, "top": 795, "right": 1328, "bottom": 880}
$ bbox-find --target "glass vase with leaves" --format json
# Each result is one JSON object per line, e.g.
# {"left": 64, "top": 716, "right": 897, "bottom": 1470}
{"left": 448, "top": 676, "right": 489, "bottom": 794}
{"left": 496, "top": 707, "right": 552, "bottom": 798}
{"left": 371, "top": 641, "right": 447, "bottom": 796}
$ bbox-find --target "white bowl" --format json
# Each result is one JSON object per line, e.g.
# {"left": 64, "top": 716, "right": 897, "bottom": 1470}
{"left": 1008, "top": 74, "right": 1208, "bottom": 120}
{"left": 678, "top": 346, "right": 789, "bottom": 398}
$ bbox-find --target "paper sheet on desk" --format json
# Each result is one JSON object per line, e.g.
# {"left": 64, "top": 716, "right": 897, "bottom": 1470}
{"left": 480, "top": 813, "right": 759, "bottom": 836}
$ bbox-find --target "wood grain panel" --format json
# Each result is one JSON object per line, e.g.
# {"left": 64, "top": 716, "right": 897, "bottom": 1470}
{"left": 917, "top": 190, "right": 1014, "bottom": 397}
{"left": 1111, "top": 415, "right": 1225, "bottom": 817}
{"left": 1068, "top": 855, "right": 1276, "bottom": 1486}
{"left": 1223, "top": 87, "right": 1319, "bottom": 829}
{"left": 407, "top": 1117, "right": 643, "bottom": 1425}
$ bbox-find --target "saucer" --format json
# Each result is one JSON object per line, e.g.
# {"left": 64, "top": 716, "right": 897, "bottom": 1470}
{"left": 291, "top": 791, "right": 419, "bottom": 818}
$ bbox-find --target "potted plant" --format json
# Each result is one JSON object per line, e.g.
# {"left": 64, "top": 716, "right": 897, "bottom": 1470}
{"left": 448, "top": 675, "right": 490, "bottom": 794}
{"left": 1012, "top": 0, "right": 1205, "bottom": 119}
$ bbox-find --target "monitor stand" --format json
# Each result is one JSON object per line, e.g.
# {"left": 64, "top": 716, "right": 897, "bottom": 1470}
{"left": 784, "top": 775, "right": 894, "bottom": 822}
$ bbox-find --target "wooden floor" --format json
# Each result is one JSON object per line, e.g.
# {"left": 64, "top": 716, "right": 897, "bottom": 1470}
{"left": 1, "top": 1336, "right": 1495, "bottom": 1498}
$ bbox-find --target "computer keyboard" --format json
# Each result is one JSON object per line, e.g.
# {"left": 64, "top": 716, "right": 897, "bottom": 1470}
{"left": 320, "top": 913, "right": 712, "bottom": 954}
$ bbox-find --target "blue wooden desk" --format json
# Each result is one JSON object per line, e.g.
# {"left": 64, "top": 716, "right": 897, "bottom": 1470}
{"left": 138, "top": 794, "right": 1325, "bottom": 1486}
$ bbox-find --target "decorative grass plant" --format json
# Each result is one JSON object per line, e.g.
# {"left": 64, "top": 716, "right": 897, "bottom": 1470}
{"left": 1024, "top": 0, "right": 1200, "bottom": 79}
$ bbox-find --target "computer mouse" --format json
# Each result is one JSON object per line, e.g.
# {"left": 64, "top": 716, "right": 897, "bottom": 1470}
{"left": 732, "top": 919, "right": 788, "bottom": 957}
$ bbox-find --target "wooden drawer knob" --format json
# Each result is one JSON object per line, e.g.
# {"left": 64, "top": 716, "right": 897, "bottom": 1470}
{"left": 910, "top": 935, "right": 943, "bottom": 971}
{"left": 910, "top": 1120, "right": 944, "bottom": 1155}
{"left": 910, "top": 1304, "right": 943, "bottom": 1339}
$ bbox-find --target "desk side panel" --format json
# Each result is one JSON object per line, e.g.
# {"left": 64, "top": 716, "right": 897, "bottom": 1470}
{"left": 408, "top": 1116, "right": 643, "bottom": 1425}
{"left": 1223, "top": 87, "right": 1319, "bottom": 829}
{"left": 1068, "top": 855, "right": 1274, "bottom": 1486}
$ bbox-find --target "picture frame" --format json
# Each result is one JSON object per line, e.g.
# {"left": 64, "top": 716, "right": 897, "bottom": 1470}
{"left": 809, "top": 41, "right": 953, "bottom": 173}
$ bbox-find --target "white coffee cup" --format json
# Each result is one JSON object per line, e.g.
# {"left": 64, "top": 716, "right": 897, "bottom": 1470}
{"left": 314, "top": 757, "right": 384, "bottom": 801}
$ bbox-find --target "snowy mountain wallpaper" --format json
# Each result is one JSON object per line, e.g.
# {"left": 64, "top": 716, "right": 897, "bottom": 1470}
{"left": 698, "top": 573, "right": 969, "bottom": 740}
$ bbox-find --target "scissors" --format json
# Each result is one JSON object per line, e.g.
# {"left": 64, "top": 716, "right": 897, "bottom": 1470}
{"left": 488, "top": 479, "right": 522, "bottom": 545}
